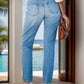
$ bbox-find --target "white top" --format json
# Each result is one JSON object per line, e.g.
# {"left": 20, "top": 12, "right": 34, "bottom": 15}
{"left": 55, "top": 0, "right": 63, "bottom": 2}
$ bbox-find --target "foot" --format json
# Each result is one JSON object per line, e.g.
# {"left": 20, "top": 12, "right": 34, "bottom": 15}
{"left": 43, "top": 83, "right": 51, "bottom": 84}
{"left": 30, "top": 82, "right": 33, "bottom": 84}
{"left": 24, "top": 82, "right": 33, "bottom": 84}
{"left": 24, "top": 82, "right": 30, "bottom": 84}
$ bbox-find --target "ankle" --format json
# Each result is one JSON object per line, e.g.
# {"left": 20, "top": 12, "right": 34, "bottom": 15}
{"left": 43, "top": 83, "right": 51, "bottom": 84}
{"left": 24, "top": 82, "right": 33, "bottom": 84}
{"left": 24, "top": 82, "right": 30, "bottom": 84}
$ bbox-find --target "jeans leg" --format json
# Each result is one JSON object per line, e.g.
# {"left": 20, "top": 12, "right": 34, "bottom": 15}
{"left": 21, "top": 3, "right": 44, "bottom": 82}
{"left": 43, "top": 10, "right": 61, "bottom": 83}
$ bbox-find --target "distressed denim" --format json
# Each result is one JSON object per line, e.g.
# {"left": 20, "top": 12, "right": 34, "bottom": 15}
{"left": 21, "top": 0, "right": 61, "bottom": 83}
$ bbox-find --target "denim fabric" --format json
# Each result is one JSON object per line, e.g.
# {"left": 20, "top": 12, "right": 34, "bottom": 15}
{"left": 21, "top": 0, "right": 61, "bottom": 83}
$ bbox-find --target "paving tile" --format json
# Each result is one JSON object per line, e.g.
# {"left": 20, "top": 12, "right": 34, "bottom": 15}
{"left": 0, "top": 76, "right": 76, "bottom": 84}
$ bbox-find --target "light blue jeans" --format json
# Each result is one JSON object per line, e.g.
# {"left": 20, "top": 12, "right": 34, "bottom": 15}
{"left": 21, "top": 0, "right": 61, "bottom": 83}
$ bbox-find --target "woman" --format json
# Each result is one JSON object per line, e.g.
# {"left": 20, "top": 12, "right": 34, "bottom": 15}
{"left": 21, "top": 0, "right": 70, "bottom": 84}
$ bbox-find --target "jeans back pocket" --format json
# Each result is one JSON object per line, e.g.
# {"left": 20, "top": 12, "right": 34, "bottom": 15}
{"left": 47, "top": 1, "right": 60, "bottom": 14}
{"left": 27, "top": 0, "right": 39, "bottom": 16}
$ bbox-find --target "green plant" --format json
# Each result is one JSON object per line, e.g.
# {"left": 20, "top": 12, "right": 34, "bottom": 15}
{"left": 0, "top": 25, "right": 8, "bottom": 45}
{"left": 0, "top": 0, "right": 8, "bottom": 54}
{"left": 0, "top": 25, "right": 8, "bottom": 54}
{"left": 0, "top": 0, "right": 8, "bottom": 8}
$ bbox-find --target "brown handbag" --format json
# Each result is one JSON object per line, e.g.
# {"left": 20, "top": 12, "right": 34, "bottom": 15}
{"left": 58, "top": 21, "right": 70, "bottom": 40}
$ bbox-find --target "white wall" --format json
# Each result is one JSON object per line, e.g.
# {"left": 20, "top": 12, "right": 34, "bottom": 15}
{"left": 75, "top": 0, "right": 84, "bottom": 84}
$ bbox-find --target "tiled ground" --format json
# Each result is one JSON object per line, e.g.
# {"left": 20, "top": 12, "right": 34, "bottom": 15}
{"left": 0, "top": 75, "right": 75, "bottom": 84}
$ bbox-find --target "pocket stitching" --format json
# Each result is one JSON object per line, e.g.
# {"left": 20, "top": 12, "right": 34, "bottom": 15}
{"left": 27, "top": 1, "right": 39, "bottom": 16}
{"left": 47, "top": 2, "right": 59, "bottom": 14}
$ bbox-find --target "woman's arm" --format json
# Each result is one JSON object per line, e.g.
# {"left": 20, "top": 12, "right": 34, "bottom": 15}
{"left": 58, "top": 1, "right": 70, "bottom": 27}
{"left": 59, "top": 1, "right": 65, "bottom": 16}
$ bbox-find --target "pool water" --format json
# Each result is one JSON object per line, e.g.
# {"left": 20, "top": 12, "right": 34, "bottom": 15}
{"left": 0, "top": 54, "right": 8, "bottom": 72}
{"left": 0, "top": 40, "right": 58, "bottom": 72}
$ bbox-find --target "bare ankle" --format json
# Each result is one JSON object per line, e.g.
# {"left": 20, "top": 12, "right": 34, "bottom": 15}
{"left": 24, "top": 82, "right": 30, "bottom": 84}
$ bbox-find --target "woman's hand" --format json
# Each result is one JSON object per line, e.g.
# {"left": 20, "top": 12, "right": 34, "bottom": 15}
{"left": 58, "top": 2, "right": 71, "bottom": 28}
{"left": 62, "top": 14, "right": 71, "bottom": 28}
